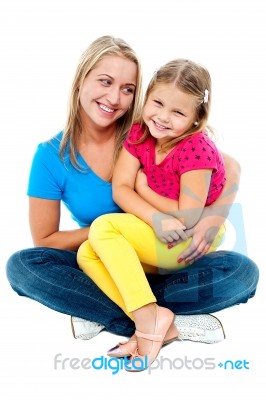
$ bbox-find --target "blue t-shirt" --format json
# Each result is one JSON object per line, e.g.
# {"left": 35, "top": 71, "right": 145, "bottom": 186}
{"left": 27, "top": 132, "right": 122, "bottom": 227}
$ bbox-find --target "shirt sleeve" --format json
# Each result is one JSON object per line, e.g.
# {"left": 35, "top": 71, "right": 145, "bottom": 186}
{"left": 27, "top": 143, "right": 63, "bottom": 200}
{"left": 178, "top": 133, "right": 222, "bottom": 175}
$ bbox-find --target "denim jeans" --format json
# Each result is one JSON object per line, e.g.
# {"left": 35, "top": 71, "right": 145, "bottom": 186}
{"left": 6, "top": 248, "right": 259, "bottom": 336}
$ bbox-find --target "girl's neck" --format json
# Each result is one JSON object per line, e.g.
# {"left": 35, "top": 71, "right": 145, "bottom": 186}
{"left": 155, "top": 137, "right": 172, "bottom": 151}
{"left": 154, "top": 140, "right": 174, "bottom": 164}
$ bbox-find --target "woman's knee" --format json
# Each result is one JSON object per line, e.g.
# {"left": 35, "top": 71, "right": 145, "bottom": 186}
{"left": 243, "top": 254, "right": 259, "bottom": 293}
{"left": 223, "top": 251, "right": 259, "bottom": 299}
{"left": 6, "top": 250, "right": 28, "bottom": 294}
{"left": 6, "top": 247, "right": 45, "bottom": 281}
{"left": 6, "top": 250, "right": 22, "bottom": 279}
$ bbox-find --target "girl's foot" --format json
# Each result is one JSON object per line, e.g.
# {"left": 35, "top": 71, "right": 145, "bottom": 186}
{"left": 107, "top": 336, "right": 137, "bottom": 358}
{"left": 107, "top": 322, "right": 178, "bottom": 358}
{"left": 125, "top": 304, "right": 175, "bottom": 372}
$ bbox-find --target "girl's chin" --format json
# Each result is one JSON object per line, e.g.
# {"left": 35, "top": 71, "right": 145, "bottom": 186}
{"left": 150, "top": 129, "right": 168, "bottom": 139}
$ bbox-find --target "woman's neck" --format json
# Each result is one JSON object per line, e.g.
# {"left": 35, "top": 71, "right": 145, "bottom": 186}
{"left": 79, "top": 108, "right": 117, "bottom": 145}
{"left": 81, "top": 122, "right": 116, "bottom": 145}
{"left": 78, "top": 130, "right": 116, "bottom": 182}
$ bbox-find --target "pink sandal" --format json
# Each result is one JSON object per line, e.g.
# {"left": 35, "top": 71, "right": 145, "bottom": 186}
{"left": 107, "top": 339, "right": 138, "bottom": 358}
{"left": 125, "top": 305, "right": 175, "bottom": 372}
{"left": 107, "top": 306, "right": 177, "bottom": 361}
{"left": 107, "top": 321, "right": 178, "bottom": 358}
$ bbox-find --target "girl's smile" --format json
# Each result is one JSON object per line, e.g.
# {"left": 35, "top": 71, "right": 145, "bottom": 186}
{"left": 143, "top": 83, "right": 197, "bottom": 145}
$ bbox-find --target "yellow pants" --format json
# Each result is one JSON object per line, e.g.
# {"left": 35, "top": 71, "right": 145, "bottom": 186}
{"left": 77, "top": 213, "right": 225, "bottom": 319}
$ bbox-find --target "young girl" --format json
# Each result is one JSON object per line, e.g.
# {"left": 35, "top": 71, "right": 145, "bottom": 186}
{"left": 77, "top": 59, "right": 226, "bottom": 371}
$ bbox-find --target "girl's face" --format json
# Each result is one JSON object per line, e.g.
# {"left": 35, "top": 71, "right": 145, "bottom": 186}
{"left": 143, "top": 83, "right": 197, "bottom": 144}
{"left": 79, "top": 55, "right": 137, "bottom": 131}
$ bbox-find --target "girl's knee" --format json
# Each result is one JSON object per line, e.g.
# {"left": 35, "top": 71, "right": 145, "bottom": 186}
{"left": 89, "top": 214, "right": 119, "bottom": 243}
{"left": 77, "top": 240, "right": 93, "bottom": 266}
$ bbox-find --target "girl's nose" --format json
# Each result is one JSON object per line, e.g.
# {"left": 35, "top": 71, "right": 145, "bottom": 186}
{"left": 158, "top": 111, "right": 170, "bottom": 123}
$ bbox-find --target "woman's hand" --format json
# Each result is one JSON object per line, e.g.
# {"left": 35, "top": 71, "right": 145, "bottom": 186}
{"left": 175, "top": 215, "right": 223, "bottom": 263}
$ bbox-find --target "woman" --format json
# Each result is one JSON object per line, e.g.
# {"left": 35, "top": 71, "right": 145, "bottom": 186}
{"left": 5, "top": 36, "right": 259, "bottom": 344}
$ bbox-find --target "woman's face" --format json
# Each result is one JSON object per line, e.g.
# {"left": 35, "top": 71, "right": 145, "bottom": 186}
{"left": 79, "top": 55, "right": 137, "bottom": 131}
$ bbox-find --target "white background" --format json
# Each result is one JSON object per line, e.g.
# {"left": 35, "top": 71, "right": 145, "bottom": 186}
{"left": 0, "top": 0, "right": 265, "bottom": 398}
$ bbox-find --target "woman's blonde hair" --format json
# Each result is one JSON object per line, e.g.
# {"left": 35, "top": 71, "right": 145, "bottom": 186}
{"left": 60, "top": 35, "right": 143, "bottom": 168}
{"left": 138, "top": 58, "right": 212, "bottom": 153}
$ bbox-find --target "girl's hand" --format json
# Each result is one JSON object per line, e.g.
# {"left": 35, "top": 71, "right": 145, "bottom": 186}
{"left": 152, "top": 212, "right": 188, "bottom": 243}
{"left": 135, "top": 168, "right": 148, "bottom": 193}
{"left": 174, "top": 216, "right": 222, "bottom": 263}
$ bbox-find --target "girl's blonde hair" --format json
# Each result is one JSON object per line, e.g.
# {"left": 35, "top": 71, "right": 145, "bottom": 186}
{"left": 139, "top": 58, "right": 212, "bottom": 153}
{"left": 60, "top": 35, "right": 143, "bottom": 168}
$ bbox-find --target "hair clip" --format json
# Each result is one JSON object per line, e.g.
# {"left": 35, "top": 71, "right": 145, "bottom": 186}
{"left": 203, "top": 89, "right": 209, "bottom": 104}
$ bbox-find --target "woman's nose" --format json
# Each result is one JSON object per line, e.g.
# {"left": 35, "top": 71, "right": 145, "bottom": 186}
{"left": 106, "top": 87, "right": 120, "bottom": 106}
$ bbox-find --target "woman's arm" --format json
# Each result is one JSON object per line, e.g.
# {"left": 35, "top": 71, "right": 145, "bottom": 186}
{"left": 29, "top": 197, "right": 89, "bottom": 251}
{"left": 177, "top": 152, "right": 241, "bottom": 262}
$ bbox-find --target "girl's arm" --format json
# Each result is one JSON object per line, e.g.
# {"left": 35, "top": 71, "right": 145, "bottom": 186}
{"left": 112, "top": 148, "right": 187, "bottom": 242}
{"left": 135, "top": 169, "right": 179, "bottom": 212}
{"left": 135, "top": 168, "right": 213, "bottom": 229}
{"left": 29, "top": 197, "right": 89, "bottom": 251}
{"left": 112, "top": 148, "right": 158, "bottom": 226}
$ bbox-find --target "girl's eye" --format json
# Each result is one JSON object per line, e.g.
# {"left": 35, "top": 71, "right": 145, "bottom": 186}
{"left": 154, "top": 100, "right": 162, "bottom": 106}
{"left": 175, "top": 110, "right": 185, "bottom": 116}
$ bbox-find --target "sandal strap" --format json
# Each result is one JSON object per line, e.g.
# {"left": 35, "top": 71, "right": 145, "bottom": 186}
{"left": 118, "top": 340, "right": 137, "bottom": 345}
{"left": 135, "top": 330, "right": 163, "bottom": 342}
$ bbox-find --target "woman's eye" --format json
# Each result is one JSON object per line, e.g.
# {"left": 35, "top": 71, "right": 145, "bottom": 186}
{"left": 124, "top": 87, "right": 135, "bottom": 95}
{"left": 100, "top": 79, "right": 111, "bottom": 85}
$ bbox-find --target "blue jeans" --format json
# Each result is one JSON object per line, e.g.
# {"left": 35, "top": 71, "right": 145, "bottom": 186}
{"left": 6, "top": 248, "right": 259, "bottom": 336}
